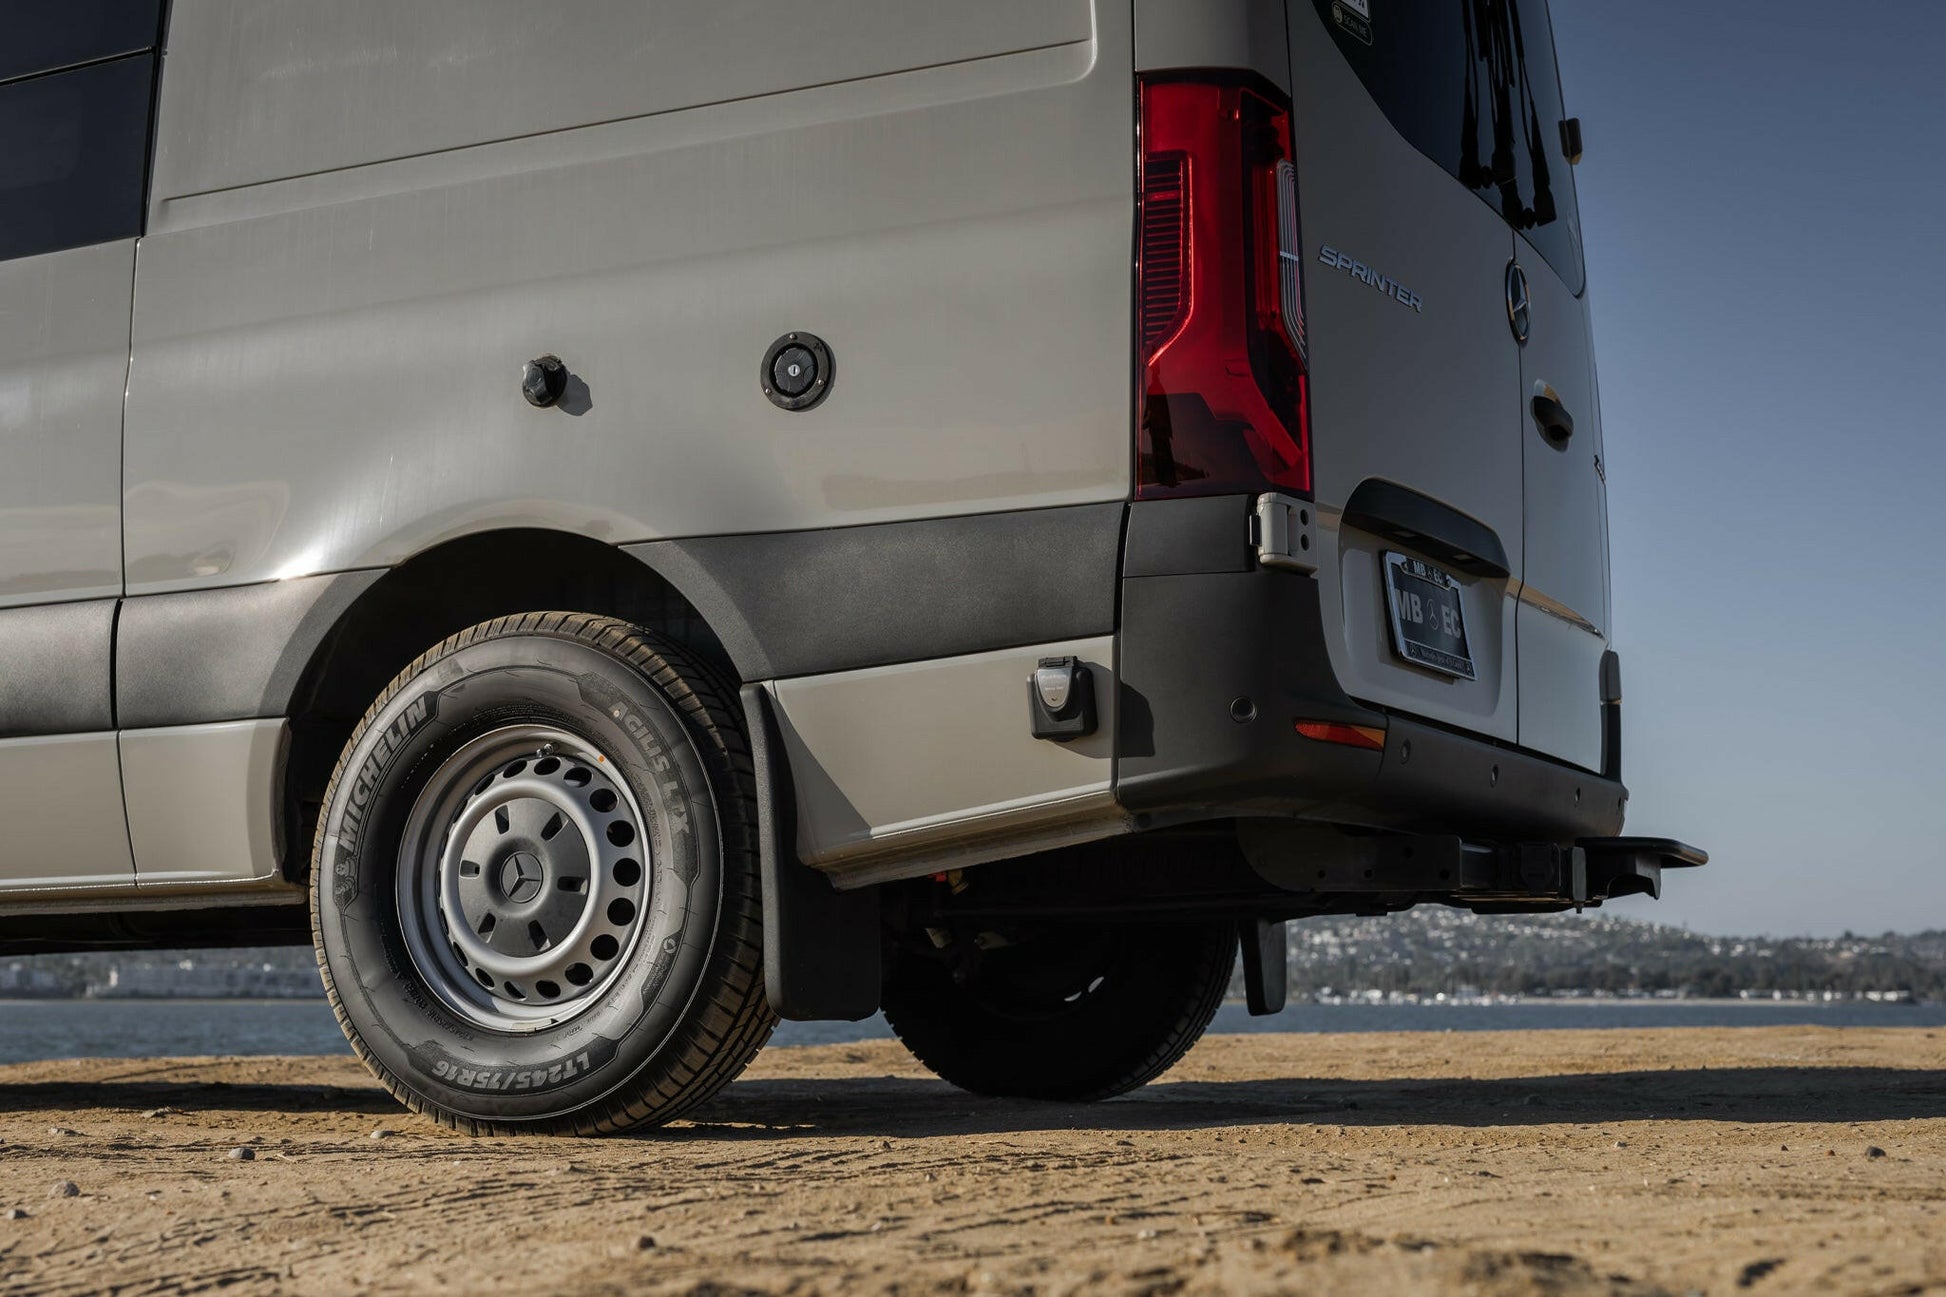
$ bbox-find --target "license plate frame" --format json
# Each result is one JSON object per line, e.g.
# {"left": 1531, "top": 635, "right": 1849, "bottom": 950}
{"left": 1382, "top": 551, "right": 1476, "bottom": 681}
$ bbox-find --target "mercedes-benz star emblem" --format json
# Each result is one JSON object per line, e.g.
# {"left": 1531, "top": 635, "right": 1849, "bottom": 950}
{"left": 499, "top": 852, "right": 545, "bottom": 904}
{"left": 1505, "top": 261, "right": 1531, "bottom": 345}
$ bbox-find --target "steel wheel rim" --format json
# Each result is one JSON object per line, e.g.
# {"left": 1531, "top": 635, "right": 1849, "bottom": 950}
{"left": 396, "top": 724, "right": 652, "bottom": 1032}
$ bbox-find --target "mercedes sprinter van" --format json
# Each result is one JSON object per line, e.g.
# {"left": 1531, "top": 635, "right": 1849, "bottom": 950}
{"left": 0, "top": 0, "right": 1701, "bottom": 1132}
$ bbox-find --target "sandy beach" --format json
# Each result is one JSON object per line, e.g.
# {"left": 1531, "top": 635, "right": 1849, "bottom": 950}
{"left": 0, "top": 1026, "right": 1939, "bottom": 1295}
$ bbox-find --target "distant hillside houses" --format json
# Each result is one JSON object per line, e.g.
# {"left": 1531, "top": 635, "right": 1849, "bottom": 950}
{"left": 1271, "top": 909, "right": 1945, "bottom": 1000}
{"left": 2, "top": 949, "right": 321, "bottom": 1000}
{"left": 95, "top": 957, "right": 322, "bottom": 999}
{"left": 0, "top": 963, "right": 66, "bottom": 996}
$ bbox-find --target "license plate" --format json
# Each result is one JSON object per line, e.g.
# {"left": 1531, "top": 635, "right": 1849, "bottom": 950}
{"left": 1382, "top": 552, "right": 1476, "bottom": 680}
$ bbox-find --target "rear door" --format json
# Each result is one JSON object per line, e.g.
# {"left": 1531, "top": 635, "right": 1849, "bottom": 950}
{"left": 1505, "top": 0, "right": 1609, "bottom": 772}
{"left": 1288, "top": 2, "right": 1524, "bottom": 745}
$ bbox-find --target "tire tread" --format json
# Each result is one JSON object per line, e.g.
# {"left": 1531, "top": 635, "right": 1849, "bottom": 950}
{"left": 309, "top": 612, "right": 775, "bottom": 1136}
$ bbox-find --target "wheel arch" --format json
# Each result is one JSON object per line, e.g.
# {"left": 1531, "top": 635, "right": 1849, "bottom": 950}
{"left": 272, "top": 526, "right": 880, "bottom": 1025}
{"left": 277, "top": 528, "right": 741, "bottom": 879}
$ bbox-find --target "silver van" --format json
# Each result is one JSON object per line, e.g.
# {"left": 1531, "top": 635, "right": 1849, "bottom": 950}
{"left": 2, "top": 0, "right": 1701, "bottom": 1132}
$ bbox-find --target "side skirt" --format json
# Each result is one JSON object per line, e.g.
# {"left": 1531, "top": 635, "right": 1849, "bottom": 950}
{"left": 122, "top": 719, "right": 293, "bottom": 889}
{"left": 0, "top": 719, "right": 298, "bottom": 906}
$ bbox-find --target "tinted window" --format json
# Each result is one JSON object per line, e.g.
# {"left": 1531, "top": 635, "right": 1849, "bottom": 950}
{"left": 0, "top": 55, "right": 155, "bottom": 262}
{"left": 0, "top": 0, "right": 163, "bottom": 84}
{"left": 1311, "top": 0, "right": 1583, "bottom": 292}
{"left": 1506, "top": 0, "right": 1581, "bottom": 290}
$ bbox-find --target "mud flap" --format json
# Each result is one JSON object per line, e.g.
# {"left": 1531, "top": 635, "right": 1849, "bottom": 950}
{"left": 1238, "top": 917, "right": 1288, "bottom": 1017}
{"left": 741, "top": 684, "right": 880, "bottom": 1021}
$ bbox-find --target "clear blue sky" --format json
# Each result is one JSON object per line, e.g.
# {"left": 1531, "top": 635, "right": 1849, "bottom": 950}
{"left": 1549, "top": 1, "right": 1946, "bottom": 936}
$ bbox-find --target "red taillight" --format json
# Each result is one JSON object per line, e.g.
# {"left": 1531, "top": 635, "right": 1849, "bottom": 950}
{"left": 1136, "top": 77, "right": 1311, "bottom": 501}
{"left": 1138, "top": 152, "right": 1191, "bottom": 354}
{"left": 1294, "top": 721, "right": 1387, "bottom": 750}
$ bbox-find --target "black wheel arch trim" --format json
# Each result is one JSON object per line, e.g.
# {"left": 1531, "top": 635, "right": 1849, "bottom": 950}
{"left": 117, "top": 571, "right": 385, "bottom": 730}
{"left": 110, "top": 503, "right": 1128, "bottom": 732}
{"left": 0, "top": 597, "right": 116, "bottom": 738}
{"left": 626, "top": 502, "right": 1124, "bottom": 681}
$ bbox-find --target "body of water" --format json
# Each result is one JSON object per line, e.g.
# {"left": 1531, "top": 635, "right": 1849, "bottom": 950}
{"left": 0, "top": 997, "right": 1939, "bottom": 1066}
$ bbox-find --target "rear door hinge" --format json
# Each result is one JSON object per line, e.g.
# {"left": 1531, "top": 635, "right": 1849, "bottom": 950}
{"left": 1251, "top": 493, "right": 1319, "bottom": 574}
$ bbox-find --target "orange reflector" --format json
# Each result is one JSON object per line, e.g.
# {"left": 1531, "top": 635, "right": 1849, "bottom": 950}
{"left": 1294, "top": 720, "right": 1387, "bottom": 750}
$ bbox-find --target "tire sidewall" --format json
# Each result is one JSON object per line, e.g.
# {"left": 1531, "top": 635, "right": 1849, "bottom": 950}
{"left": 314, "top": 629, "right": 726, "bottom": 1124}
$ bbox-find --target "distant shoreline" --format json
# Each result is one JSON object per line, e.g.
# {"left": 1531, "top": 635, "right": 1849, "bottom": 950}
{"left": 6, "top": 996, "right": 1942, "bottom": 1066}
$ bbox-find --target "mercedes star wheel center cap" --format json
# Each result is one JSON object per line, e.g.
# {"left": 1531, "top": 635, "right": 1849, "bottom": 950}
{"left": 498, "top": 852, "right": 545, "bottom": 904}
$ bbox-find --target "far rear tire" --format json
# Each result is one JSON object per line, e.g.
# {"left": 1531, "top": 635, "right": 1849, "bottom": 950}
{"left": 881, "top": 920, "right": 1235, "bottom": 1101}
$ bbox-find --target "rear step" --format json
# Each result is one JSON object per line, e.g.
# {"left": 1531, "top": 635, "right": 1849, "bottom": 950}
{"left": 1245, "top": 832, "right": 1707, "bottom": 908}
{"left": 1575, "top": 837, "right": 1709, "bottom": 904}
{"left": 1481, "top": 836, "right": 1707, "bottom": 906}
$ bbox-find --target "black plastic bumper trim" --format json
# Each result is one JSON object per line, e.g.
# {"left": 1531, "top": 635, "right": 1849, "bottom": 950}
{"left": 0, "top": 598, "right": 116, "bottom": 738}
{"left": 630, "top": 503, "right": 1125, "bottom": 681}
{"left": 1116, "top": 544, "right": 1626, "bottom": 845}
{"left": 108, "top": 504, "right": 1123, "bottom": 732}
{"left": 1123, "top": 494, "right": 1254, "bottom": 577}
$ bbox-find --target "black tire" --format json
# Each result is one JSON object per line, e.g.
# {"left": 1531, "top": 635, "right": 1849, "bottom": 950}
{"left": 310, "top": 612, "right": 775, "bottom": 1135}
{"left": 882, "top": 920, "right": 1235, "bottom": 1101}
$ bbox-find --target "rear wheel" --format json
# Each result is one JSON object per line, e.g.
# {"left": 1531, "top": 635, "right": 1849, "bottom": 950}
{"left": 310, "top": 612, "right": 774, "bottom": 1135}
{"left": 882, "top": 921, "right": 1235, "bottom": 1101}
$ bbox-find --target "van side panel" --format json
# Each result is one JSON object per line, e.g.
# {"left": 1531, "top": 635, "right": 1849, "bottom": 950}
{"left": 150, "top": 2, "right": 1095, "bottom": 198}
{"left": 0, "top": 241, "right": 131, "bottom": 607}
{"left": 0, "top": 735, "right": 134, "bottom": 892}
{"left": 768, "top": 637, "right": 1121, "bottom": 887}
{"left": 126, "top": 2, "right": 1132, "bottom": 593}
{"left": 120, "top": 720, "right": 289, "bottom": 888}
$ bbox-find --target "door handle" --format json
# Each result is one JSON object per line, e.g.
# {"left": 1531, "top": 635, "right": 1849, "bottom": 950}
{"left": 1531, "top": 391, "right": 1574, "bottom": 446}
{"left": 1342, "top": 478, "right": 1511, "bottom": 579}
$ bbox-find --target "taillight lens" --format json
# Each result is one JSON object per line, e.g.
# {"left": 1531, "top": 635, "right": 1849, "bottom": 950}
{"left": 1295, "top": 720, "right": 1387, "bottom": 750}
{"left": 1136, "top": 77, "right": 1311, "bottom": 501}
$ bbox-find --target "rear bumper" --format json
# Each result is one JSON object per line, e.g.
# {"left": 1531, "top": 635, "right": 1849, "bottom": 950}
{"left": 1114, "top": 496, "right": 1629, "bottom": 850}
